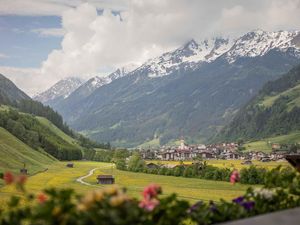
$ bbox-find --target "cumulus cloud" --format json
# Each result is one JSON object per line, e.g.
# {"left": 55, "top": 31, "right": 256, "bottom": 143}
{"left": 2, "top": 0, "right": 300, "bottom": 95}
{"left": 0, "top": 0, "right": 127, "bottom": 16}
{"left": 0, "top": 66, "right": 43, "bottom": 96}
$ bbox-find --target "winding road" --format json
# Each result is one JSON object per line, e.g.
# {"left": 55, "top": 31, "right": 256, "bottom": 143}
{"left": 76, "top": 165, "right": 113, "bottom": 186}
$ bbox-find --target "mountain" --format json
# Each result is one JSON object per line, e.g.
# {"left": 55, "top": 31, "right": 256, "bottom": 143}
{"left": 0, "top": 73, "right": 30, "bottom": 104}
{"left": 0, "top": 73, "right": 109, "bottom": 162}
{"left": 33, "top": 77, "right": 84, "bottom": 106}
{"left": 52, "top": 64, "right": 138, "bottom": 117}
{"left": 137, "top": 38, "right": 233, "bottom": 78}
{"left": 52, "top": 30, "right": 300, "bottom": 147}
{"left": 215, "top": 63, "right": 300, "bottom": 142}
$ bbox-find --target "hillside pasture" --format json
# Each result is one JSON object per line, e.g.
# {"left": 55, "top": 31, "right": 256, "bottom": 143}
{"left": 0, "top": 127, "right": 55, "bottom": 175}
{"left": 243, "top": 131, "right": 300, "bottom": 152}
{"left": 0, "top": 161, "right": 254, "bottom": 205}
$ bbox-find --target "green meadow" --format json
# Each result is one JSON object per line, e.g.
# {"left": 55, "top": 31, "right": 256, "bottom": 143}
{"left": 1, "top": 161, "right": 255, "bottom": 206}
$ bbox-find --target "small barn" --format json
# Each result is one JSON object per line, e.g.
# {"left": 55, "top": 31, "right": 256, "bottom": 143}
{"left": 97, "top": 175, "right": 115, "bottom": 184}
{"left": 66, "top": 163, "right": 74, "bottom": 168}
{"left": 20, "top": 163, "right": 28, "bottom": 174}
{"left": 20, "top": 168, "right": 28, "bottom": 174}
{"left": 146, "top": 163, "right": 159, "bottom": 169}
{"left": 241, "top": 160, "right": 252, "bottom": 165}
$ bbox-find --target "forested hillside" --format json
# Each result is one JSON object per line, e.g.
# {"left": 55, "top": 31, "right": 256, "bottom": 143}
{"left": 0, "top": 108, "right": 83, "bottom": 160}
{"left": 0, "top": 73, "right": 110, "bottom": 162}
{"left": 216, "top": 64, "right": 300, "bottom": 142}
{"left": 0, "top": 127, "right": 55, "bottom": 175}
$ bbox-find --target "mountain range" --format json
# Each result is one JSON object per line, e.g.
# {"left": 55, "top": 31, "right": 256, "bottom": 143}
{"left": 34, "top": 29, "right": 300, "bottom": 147}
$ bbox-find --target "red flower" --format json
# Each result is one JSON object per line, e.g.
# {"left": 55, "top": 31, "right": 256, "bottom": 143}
{"left": 3, "top": 172, "right": 14, "bottom": 185}
{"left": 230, "top": 170, "right": 240, "bottom": 184}
{"left": 142, "top": 184, "right": 161, "bottom": 200}
{"left": 37, "top": 193, "right": 48, "bottom": 204}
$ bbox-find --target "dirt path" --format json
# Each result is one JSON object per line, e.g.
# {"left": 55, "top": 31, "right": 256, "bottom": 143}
{"left": 76, "top": 165, "right": 113, "bottom": 186}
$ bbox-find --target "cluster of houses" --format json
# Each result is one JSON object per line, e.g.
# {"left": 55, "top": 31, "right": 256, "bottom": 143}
{"left": 139, "top": 139, "right": 290, "bottom": 162}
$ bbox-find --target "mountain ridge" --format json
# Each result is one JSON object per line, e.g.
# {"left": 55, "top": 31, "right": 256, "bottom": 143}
{"left": 42, "top": 29, "right": 300, "bottom": 147}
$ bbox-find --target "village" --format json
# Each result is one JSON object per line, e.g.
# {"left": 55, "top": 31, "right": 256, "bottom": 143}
{"left": 139, "top": 139, "right": 295, "bottom": 162}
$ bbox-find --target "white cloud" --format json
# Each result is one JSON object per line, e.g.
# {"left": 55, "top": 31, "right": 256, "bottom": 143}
{"left": 32, "top": 28, "right": 66, "bottom": 37}
{"left": 2, "top": 0, "right": 300, "bottom": 95}
{"left": 0, "top": 0, "right": 128, "bottom": 16}
{"left": 0, "top": 66, "right": 48, "bottom": 97}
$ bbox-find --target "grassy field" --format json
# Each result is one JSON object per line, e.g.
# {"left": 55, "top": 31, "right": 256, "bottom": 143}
{"left": 261, "top": 83, "right": 300, "bottom": 109}
{"left": 0, "top": 161, "right": 255, "bottom": 206}
{"left": 0, "top": 127, "right": 56, "bottom": 176}
{"left": 85, "top": 164, "right": 253, "bottom": 203}
{"left": 147, "top": 159, "right": 289, "bottom": 170}
{"left": 243, "top": 131, "right": 300, "bottom": 152}
{"left": 36, "top": 117, "right": 84, "bottom": 151}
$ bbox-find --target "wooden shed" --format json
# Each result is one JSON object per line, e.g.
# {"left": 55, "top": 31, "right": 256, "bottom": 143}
{"left": 97, "top": 175, "right": 115, "bottom": 184}
{"left": 146, "top": 163, "right": 159, "bottom": 169}
{"left": 20, "top": 168, "right": 28, "bottom": 174}
{"left": 66, "top": 163, "right": 74, "bottom": 168}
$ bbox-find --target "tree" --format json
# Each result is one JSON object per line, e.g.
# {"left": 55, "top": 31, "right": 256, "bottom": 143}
{"left": 128, "top": 152, "right": 145, "bottom": 172}
{"left": 115, "top": 158, "right": 126, "bottom": 170}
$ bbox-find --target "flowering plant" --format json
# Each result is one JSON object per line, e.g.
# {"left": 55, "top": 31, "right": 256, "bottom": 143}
{"left": 0, "top": 167, "right": 300, "bottom": 225}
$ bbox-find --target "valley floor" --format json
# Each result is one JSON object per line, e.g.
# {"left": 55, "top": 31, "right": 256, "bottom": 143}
{"left": 0, "top": 161, "right": 255, "bottom": 205}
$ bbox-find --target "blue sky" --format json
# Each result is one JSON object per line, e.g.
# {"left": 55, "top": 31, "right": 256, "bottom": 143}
{"left": 0, "top": 15, "right": 62, "bottom": 67}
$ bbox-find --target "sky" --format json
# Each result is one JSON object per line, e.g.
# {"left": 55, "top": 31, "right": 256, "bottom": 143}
{"left": 0, "top": 0, "right": 300, "bottom": 96}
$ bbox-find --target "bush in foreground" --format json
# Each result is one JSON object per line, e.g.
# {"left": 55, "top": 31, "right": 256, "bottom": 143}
{"left": 0, "top": 168, "right": 300, "bottom": 225}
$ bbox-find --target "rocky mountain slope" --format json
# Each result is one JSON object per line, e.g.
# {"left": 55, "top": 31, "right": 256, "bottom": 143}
{"left": 50, "top": 30, "right": 300, "bottom": 147}
{"left": 33, "top": 77, "right": 84, "bottom": 105}
{"left": 0, "top": 73, "right": 30, "bottom": 104}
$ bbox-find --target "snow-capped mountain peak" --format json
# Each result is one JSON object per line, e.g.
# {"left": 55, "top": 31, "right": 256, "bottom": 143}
{"left": 74, "top": 63, "right": 139, "bottom": 97}
{"left": 225, "top": 30, "right": 300, "bottom": 63}
{"left": 137, "top": 37, "right": 232, "bottom": 78}
{"left": 34, "top": 77, "right": 84, "bottom": 104}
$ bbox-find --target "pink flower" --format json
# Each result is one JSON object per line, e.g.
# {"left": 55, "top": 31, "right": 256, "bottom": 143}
{"left": 139, "top": 198, "right": 159, "bottom": 211}
{"left": 142, "top": 184, "right": 161, "bottom": 200}
{"left": 230, "top": 170, "right": 240, "bottom": 184}
{"left": 139, "top": 184, "right": 161, "bottom": 211}
{"left": 3, "top": 172, "right": 14, "bottom": 185}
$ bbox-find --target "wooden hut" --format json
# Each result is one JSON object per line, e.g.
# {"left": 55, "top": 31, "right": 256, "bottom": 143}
{"left": 146, "top": 162, "right": 159, "bottom": 169}
{"left": 97, "top": 175, "right": 115, "bottom": 184}
{"left": 20, "top": 168, "right": 28, "bottom": 174}
{"left": 66, "top": 163, "right": 74, "bottom": 168}
{"left": 20, "top": 163, "right": 28, "bottom": 174}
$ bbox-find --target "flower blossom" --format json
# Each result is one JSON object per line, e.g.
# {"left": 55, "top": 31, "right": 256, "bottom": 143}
{"left": 37, "top": 193, "right": 48, "bottom": 204}
{"left": 230, "top": 170, "right": 240, "bottom": 184}
{"left": 139, "top": 198, "right": 160, "bottom": 211}
{"left": 232, "top": 196, "right": 255, "bottom": 211}
{"left": 253, "top": 188, "right": 274, "bottom": 200}
{"left": 3, "top": 172, "right": 15, "bottom": 185}
{"left": 142, "top": 184, "right": 161, "bottom": 200}
{"left": 139, "top": 184, "right": 161, "bottom": 211}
